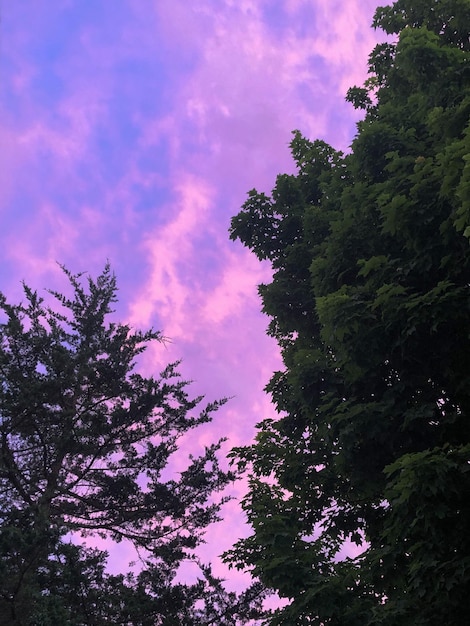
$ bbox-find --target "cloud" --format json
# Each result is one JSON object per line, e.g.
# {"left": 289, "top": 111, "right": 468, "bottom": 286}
{"left": 128, "top": 174, "right": 215, "bottom": 336}
{"left": 0, "top": 0, "right": 390, "bottom": 599}
{"left": 201, "top": 248, "right": 270, "bottom": 325}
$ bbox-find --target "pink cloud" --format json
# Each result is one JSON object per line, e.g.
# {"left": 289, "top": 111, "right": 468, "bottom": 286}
{"left": 0, "top": 0, "right": 393, "bottom": 607}
{"left": 127, "top": 174, "right": 215, "bottom": 337}
{"left": 201, "top": 250, "right": 271, "bottom": 325}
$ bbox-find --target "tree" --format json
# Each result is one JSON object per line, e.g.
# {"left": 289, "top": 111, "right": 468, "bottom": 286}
{"left": 224, "top": 0, "right": 470, "bottom": 623}
{"left": 0, "top": 264, "right": 265, "bottom": 625}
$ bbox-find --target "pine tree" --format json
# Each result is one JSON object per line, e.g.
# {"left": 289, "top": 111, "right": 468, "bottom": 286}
{"left": 0, "top": 264, "right": 265, "bottom": 625}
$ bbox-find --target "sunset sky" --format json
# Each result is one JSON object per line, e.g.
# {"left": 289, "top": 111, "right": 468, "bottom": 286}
{"left": 0, "top": 0, "right": 388, "bottom": 595}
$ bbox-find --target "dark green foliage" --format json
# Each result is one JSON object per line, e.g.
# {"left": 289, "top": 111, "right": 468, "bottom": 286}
{"left": 0, "top": 265, "right": 266, "bottom": 625}
{"left": 225, "top": 1, "right": 470, "bottom": 623}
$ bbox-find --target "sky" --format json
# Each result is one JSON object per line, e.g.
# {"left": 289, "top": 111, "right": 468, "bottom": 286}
{"left": 0, "top": 0, "right": 388, "bottom": 600}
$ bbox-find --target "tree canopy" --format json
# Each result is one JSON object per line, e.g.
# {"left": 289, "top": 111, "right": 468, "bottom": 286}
{"left": 225, "top": 0, "right": 470, "bottom": 623}
{"left": 0, "top": 265, "right": 264, "bottom": 625}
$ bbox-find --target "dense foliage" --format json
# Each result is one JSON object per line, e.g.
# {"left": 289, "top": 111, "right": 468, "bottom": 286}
{"left": 225, "top": 0, "right": 470, "bottom": 623}
{"left": 0, "top": 265, "right": 265, "bottom": 625}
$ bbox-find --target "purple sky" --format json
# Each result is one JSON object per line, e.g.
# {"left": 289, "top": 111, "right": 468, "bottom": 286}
{"left": 0, "top": 0, "right": 386, "bottom": 596}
